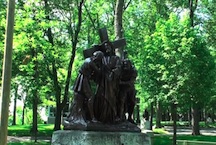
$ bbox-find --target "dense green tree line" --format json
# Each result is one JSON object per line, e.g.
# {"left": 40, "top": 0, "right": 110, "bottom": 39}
{"left": 1, "top": 0, "right": 216, "bottom": 138}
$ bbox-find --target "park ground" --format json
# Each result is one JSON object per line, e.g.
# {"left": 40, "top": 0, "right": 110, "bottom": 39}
{"left": 6, "top": 123, "right": 216, "bottom": 145}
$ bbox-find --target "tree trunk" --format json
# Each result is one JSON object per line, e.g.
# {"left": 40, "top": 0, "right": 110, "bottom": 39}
{"left": 22, "top": 102, "right": 25, "bottom": 125}
{"left": 43, "top": 0, "right": 62, "bottom": 131}
{"left": 54, "top": 104, "right": 62, "bottom": 130}
{"left": 150, "top": 102, "right": 154, "bottom": 130}
{"left": 167, "top": 110, "right": 171, "bottom": 121}
{"left": 32, "top": 96, "right": 38, "bottom": 142}
{"left": 114, "top": 0, "right": 124, "bottom": 58}
{"left": 0, "top": 0, "right": 15, "bottom": 144}
{"left": 189, "top": 0, "right": 198, "bottom": 27}
{"left": 12, "top": 85, "right": 18, "bottom": 125}
{"left": 212, "top": 109, "right": 215, "bottom": 123}
{"left": 32, "top": 48, "right": 38, "bottom": 142}
{"left": 191, "top": 103, "right": 200, "bottom": 135}
{"left": 203, "top": 109, "right": 207, "bottom": 125}
{"left": 188, "top": 104, "right": 192, "bottom": 125}
{"left": 53, "top": 88, "right": 62, "bottom": 131}
{"left": 200, "top": 109, "right": 203, "bottom": 121}
{"left": 135, "top": 98, "right": 140, "bottom": 124}
{"left": 156, "top": 100, "right": 162, "bottom": 128}
{"left": 189, "top": 0, "right": 200, "bottom": 135}
{"left": 171, "top": 103, "right": 177, "bottom": 145}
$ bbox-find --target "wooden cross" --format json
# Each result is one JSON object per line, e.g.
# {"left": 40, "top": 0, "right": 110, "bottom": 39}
{"left": 83, "top": 28, "right": 126, "bottom": 58}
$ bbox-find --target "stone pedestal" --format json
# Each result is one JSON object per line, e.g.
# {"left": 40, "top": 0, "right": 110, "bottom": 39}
{"left": 143, "top": 121, "right": 151, "bottom": 130}
{"left": 140, "top": 120, "right": 151, "bottom": 130}
{"left": 51, "top": 130, "right": 153, "bottom": 145}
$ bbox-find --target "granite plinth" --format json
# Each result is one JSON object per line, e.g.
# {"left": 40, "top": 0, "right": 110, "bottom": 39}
{"left": 51, "top": 130, "right": 153, "bottom": 145}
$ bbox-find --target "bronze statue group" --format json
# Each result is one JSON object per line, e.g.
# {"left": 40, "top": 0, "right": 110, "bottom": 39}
{"left": 64, "top": 40, "right": 138, "bottom": 130}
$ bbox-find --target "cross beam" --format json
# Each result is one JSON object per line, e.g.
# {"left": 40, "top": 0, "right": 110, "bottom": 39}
{"left": 83, "top": 28, "right": 126, "bottom": 58}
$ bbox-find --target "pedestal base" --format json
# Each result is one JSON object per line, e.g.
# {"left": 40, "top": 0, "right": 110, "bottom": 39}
{"left": 51, "top": 130, "right": 153, "bottom": 145}
{"left": 63, "top": 121, "right": 141, "bottom": 132}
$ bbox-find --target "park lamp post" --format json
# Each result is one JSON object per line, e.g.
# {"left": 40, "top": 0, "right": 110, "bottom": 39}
{"left": 0, "top": 0, "right": 15, "bottom": 145}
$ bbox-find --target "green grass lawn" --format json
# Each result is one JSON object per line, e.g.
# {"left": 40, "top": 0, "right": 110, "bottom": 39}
{"left": 8, "top": 124, "right": 54, "bottom": 137}
{"left": 154, "top": 135, "right": 172, "bottom": 145}
{"left": 7, "top": 124, "right": 216, "bottom": 145}
{"left": 153, "top": 128, "right": 169, "bottom": 134}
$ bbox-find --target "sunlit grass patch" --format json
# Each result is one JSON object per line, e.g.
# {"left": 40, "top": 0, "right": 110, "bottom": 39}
{"left": 8, "top": 124, "right": 54, "bottom": 136}
{"left": 153, "top": 128, "right": 169, "bottom": 134}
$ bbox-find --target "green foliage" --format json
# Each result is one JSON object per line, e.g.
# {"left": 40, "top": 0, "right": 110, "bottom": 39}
{"left": 139, "top": 13, "right": 189, "bottom": 102}
{"left": 123, "top": 0, "right": 173, "bottom": 110}
{"left": 8, "top": 106, "right": 44, "bottom": 126}
{"left": 135, "top": 10, "right": 216, "bottom": 117}
{"left": 11, "top": 0, "right": 53, "bottom": 113}
{"left": 202, "top": 0, "right": 216, "bottom": 48}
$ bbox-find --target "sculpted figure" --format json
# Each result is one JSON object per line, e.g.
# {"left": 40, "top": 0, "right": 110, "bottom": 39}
{"left": 66, "top": 51, "right": 104, "bottom": 125}
{"left": 64, "top": 28, "right": 141, "bottom": 132}
{"left": 94, "top": 41, "right": 122, "bottom": 123}
{"left": 117, "top": 59, "right": 137, "bottom": 123}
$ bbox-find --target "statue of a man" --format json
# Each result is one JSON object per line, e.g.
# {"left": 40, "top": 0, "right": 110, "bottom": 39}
{"left": 94, "top": 41, "right": 122, "bottom": 123}
{"left": 66, "top": 51, "right": 104, "bottom": 125}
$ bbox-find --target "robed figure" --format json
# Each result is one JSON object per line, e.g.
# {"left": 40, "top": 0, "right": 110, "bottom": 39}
{"left": 94, "top": 41, "right": 122, "bottom": 123}
{"left": 66, "top": 51, "right": 104, "bottom": 127}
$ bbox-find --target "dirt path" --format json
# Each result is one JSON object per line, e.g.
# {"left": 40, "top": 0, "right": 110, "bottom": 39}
{"left": 7, "top": 136, "right": 51, "bottom": 143}
{"left": 164, "top": 126, "right": 216, "bottom": 136}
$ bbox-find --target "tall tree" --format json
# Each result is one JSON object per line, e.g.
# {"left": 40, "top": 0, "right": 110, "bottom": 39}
{"left": 0, "top": 0, "right": 15, "bottom": 144}
{"left": 188, "top": 0, "right": 201, "bottom": 135}
{"left": 31, "top": 48, "right": 39, "bottom": 142}
{"left": 187, "top": 32, "right": 215, "bottom": 135}
{"left": 43, "top": 0, "right": 84, "bottom": 130}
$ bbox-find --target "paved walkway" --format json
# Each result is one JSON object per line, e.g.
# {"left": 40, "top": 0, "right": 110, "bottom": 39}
{"left": 164, "top": 126, "right": 216, "bottom": 136}
{"left": 7, "top": 136, "right": 51, "bottom": 143}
